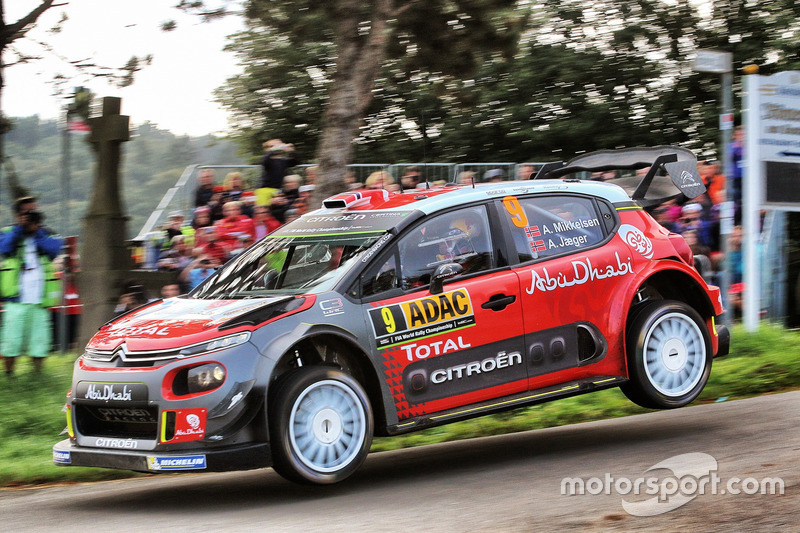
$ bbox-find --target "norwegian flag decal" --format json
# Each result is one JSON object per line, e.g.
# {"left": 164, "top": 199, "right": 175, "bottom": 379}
{"left": 524, "top": 225, "right": 541, "bottom": 239}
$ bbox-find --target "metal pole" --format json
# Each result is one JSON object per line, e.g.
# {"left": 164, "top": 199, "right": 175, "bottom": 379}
{"left": 719, "top": 71, "right": 733, "bottom": 328}
{"left": 59, "top": 114, "right": 70, "bottom": 355}
{"left": 742, "top": 74, "right": 761, "bottom": 331}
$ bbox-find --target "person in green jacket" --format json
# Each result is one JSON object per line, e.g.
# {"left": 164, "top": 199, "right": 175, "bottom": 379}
{"left": 0, "top": 197, "right": 63, "bottom": 375}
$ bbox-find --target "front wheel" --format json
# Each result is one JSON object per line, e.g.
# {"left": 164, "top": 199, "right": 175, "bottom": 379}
{"left": 270, "top": 366, "right": 373, "bottom": 484}
{"left": 620, "top": 300, "right": 711, "bottom": 409}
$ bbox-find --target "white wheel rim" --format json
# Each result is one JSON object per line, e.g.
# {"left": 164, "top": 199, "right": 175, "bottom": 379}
{"left": 289, "top": 379, "right": 367, "bottom": 473}
{"left": 643, "top": 312, "right": 706, "bottom": 397}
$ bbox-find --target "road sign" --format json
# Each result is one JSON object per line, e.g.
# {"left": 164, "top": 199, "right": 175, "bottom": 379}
{"left": 693, "top": 49, "right": 732, "bottom": 74}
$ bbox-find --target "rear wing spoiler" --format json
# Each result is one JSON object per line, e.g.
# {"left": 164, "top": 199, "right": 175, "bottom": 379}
{"left": 534, "top": 146, "right": 706, "bottom": 207}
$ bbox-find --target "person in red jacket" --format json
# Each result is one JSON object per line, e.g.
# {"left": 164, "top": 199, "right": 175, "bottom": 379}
{"left": 214, "top": 201, "right": 255, "bottom": 259}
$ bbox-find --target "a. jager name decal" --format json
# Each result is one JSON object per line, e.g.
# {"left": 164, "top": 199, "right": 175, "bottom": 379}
{"left": 370, "top": 288, "right": 475, "bottom": 348}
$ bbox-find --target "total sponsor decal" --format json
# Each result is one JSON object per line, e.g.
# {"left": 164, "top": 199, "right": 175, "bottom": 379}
{"left": 53, "top": 449, "right": 71, "bottom": 465}
{"left": 370, "top": 288, "right": 475, "bottom": 348}
{"left": 618, "top": 224, "right": 654, "bottom": 258}
{"left": 526, "top": 252, "right": 633, "bottom": 294}
{"left": 146, "top": 455, "right": 207, "bottom": 471}
{"left": 399, "top": 336, "right": 471, "bottom": 362}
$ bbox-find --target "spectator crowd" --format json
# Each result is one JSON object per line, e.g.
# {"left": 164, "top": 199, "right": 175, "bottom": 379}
{"left": 144, "top": 136, "right": 747, "bottom": 318}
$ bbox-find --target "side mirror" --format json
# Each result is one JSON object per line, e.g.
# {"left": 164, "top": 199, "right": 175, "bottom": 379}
{"left": 261, "top": 269, "right": 279, "bottom": 289}
{"left": 430, "top": 263, "right": 463, "bottom": 295}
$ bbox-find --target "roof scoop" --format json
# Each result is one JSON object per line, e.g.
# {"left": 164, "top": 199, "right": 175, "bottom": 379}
{"left": 322, "top": 189, "right": 390, "bottom": 209}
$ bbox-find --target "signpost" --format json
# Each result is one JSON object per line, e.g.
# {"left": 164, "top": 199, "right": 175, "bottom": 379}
{"left": 743, "top": 71, "right": 800, "bottom": 331}
{"left": 693, "top": 49, "right": 733, "bottom": 330}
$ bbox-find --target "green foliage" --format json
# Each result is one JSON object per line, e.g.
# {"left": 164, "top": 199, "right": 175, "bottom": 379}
{"left": 372, "top": 324, "right": 800, "bottom": 452}
{"left": 219, "top": 0, "right": 800, "bottom": 165}
{"left": 0, "top": 355, "right": 143, "bottom": 486}
{"left": 218, "top": 0, "right": 522, "bottom": 164}
{"left": 4, "top": 117, "right": 244, "bottom": 237}
{"left": 0, "top": 324, "right": 797, "bottom": 486}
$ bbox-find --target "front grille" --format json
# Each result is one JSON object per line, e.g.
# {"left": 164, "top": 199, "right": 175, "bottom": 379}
{"left": 84, "top": 344, "right": 183, "bottom": 367}
{"left": 75, "top": 404, "right": 158, "bottom": 439}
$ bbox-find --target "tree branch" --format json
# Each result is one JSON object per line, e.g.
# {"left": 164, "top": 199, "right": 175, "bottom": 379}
{"left": 2, "top": 0, "right": 61, "bottom": 44}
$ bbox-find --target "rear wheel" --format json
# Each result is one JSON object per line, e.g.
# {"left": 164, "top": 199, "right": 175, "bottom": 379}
{"left": 270, "top": 366, "right": 373, "bottom": 484}
{"left": 621, "top": 300, "right": 711, "bottom": 409}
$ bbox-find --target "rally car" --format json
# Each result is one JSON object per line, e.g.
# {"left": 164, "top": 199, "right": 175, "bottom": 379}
{"left": 54, "top": 146, "right": 729, "bottom": 484}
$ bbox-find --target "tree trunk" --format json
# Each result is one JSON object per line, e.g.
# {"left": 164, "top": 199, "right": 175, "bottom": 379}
{"left": 311, "top": 0, "right": 393, "bottom": 208}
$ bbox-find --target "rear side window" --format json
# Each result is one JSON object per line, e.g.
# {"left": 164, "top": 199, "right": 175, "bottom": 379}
{"left": 500, "top": 195, "right": 606, "bottom": 263}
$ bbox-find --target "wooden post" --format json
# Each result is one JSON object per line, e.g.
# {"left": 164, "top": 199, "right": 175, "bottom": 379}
{"left": 77, "top": 97, "right": 131, "bottom": 346}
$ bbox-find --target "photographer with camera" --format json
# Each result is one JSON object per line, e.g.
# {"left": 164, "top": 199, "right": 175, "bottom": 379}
{"left": 179, "top": 254, "right": 220, "bottom": 291}
{"left": 259, "top": 138, "right": 300, "bottom": 191}
{"left": 0, "top": 197, "right": 63, "bottom": 376}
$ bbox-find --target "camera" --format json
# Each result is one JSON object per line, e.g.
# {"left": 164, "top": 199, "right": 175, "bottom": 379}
{"left": 26, "top": 210, "right": 44, "bottom": 225}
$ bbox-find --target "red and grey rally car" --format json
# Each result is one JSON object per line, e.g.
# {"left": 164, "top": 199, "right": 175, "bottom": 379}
{"left": 54, "top": 146, "right": 729, "bottom": 484}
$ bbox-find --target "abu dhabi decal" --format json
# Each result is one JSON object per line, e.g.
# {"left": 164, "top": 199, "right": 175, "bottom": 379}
{"left": 161, "top": 408, "right": 207, "bottom": 443}
{"left": 526, "top": 252, "right": 633, "bottom": 294}
{"left": 370, "top": 288, "right": 475, "bottom": 348}
{"left": 618, "top": 224, "right": 654, "bottom": 258}
{"left": 146, "top": 455, "right": 207, "bottom": 471}
{"left": 76, "top": 381, "right": 148, "bottom": 403}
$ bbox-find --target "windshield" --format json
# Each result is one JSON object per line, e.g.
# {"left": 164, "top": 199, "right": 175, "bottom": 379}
{"left": 191, "top": 232, "right": 386, "bottom": 299}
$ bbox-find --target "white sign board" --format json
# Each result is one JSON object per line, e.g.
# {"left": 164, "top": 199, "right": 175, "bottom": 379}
{"left": 743, "top": 71, "right": 800, "bottom": 332}
{"left": 693, "top": 49, "right": 732, "bottom": 74}
{"left": 755, "top": 71, "right": 800, "bottom": 162}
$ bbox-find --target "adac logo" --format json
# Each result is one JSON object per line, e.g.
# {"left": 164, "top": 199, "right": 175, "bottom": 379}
{"left": 370, "top": 288, "right": 475, "bottom": 348}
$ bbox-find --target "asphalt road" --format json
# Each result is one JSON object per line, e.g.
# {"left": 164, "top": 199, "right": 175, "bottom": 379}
{"left": 2, "top": 391, "right": 797, "bottom": 532}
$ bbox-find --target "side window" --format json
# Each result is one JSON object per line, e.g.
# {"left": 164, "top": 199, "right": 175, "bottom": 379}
{"left": 361, "top": 251, "right": 400, "bottom": 297}
{"left": 398, "top": 206, "right": 493, "bottom": 290}
{"left": 501, "top": 195, "right": 606, "bottom": 263}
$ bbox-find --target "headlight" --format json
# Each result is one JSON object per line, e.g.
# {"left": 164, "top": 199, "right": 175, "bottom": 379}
{"left": 179, "top": 332, "right": 251, "bottom": 357}
{"left": 187, "top": 364, "right": 226, "bottom": 393}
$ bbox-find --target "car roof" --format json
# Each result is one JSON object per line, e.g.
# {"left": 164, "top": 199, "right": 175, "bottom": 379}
{"left": 318, "top": 179, "right": 632, "bottom": 218}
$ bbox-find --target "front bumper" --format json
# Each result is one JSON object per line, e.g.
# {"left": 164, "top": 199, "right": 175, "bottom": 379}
{"left": 53, "top": 438, "right": 271, "bottom": 473}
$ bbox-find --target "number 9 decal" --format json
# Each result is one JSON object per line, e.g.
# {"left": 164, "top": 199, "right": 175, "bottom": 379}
{"left": 381, "top": 307, "right": 396, "bottom": 333}
{"left": 503, "top": 196, "right": 529, "bottom": 228}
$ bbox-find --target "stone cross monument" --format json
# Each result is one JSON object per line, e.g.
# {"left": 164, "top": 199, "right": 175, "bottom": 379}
{"left": 77, "top": 97, "right": 131, "bottom": 346}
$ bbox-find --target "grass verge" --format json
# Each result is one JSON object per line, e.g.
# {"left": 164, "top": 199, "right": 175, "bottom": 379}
{"left": 1, "top": 324, "right": 798, "bottom": 487}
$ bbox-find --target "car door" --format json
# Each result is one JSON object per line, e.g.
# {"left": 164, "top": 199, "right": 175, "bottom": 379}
{"left": 360, "top": 204, "right": 526, "bottom": 422}
{"left": 497, "top": 193, "right": 627, "bottom": 389}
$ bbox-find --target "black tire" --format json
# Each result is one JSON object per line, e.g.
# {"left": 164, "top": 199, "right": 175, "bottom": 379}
{"left": 269, "top": 366, "right": 373, "bottom": 484}
{"left": 620, "top": 300, "right": 712, "bottom": 409}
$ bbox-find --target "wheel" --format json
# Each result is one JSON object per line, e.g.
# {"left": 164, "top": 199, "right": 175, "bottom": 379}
{"left": 620, "top": 300, "right": 711, "bottom": 409}
{"left": 269, "top": 366, "right": 373, "bottom": 484}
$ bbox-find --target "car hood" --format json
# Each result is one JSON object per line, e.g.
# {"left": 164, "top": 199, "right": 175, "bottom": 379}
{"left": 88, "top": 297, "right": 292, "bottom": 351}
